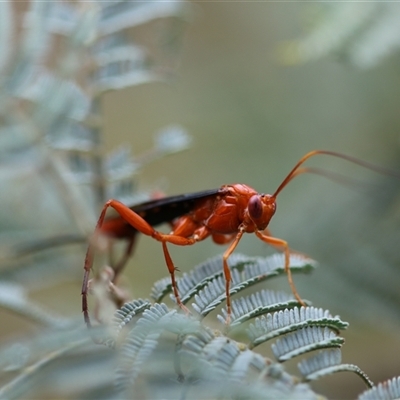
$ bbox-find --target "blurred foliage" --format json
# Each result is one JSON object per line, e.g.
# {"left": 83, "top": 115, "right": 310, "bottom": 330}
{"left": 1, "top": 1, "right": 400, "bottom": 399}
{"left": 281, "top": 2, "right": 400, "bottom": 68}
{"left": 276, "top": 1, "right": 400, "bottom": 328}
{"left": 0, "top": 253, "right": 382, "bottom": 399}
{"left": 0, "top": 0, "right": 191, "bottom": 285}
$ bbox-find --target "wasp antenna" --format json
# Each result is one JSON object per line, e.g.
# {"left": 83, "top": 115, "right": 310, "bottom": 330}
{"left": 272, "top": 150, "right": 400, "bottom": 199}
{"left": 290, "top": 167, "right": 380, "bottom": 193}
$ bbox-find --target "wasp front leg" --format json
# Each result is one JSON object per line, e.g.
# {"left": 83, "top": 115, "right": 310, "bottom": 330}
{"left": 220, "top": 228, "right": 246, "bottom": 325}
{"left": 254, "top": 230, "right": 306, "bottom": 307}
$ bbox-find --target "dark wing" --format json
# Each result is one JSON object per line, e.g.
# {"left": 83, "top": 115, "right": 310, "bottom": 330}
{"left": 102, "top": 188, "right": 221, "bottom": 239}
{"left": 130, "top": 188, "right": 220, "bottom": 226}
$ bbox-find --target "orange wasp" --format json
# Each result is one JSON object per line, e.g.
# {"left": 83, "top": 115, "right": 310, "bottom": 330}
{"left": 82, "top": 150, "right": 396, "bottom": 327}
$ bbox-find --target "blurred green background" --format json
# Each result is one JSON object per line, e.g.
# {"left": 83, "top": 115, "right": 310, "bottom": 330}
{"left": 2, "top": 2, "right": 400, "bottom": 398}
{"left": 104, "top": 4, "right": 400, "bottom": 395}
{"left": 107, "top": 3, "right": 400, "bottom": 396}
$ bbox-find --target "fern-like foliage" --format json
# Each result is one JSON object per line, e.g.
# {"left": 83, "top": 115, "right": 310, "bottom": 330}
{"left": 76, "top": 253, "right": 371, "bottom": 399}
{"left": 0, "top": 252, "right": 379, "bottom": 399}
{"left": 299, "top": 349, "right": 373, "bottom": 388}
{"left": 152, "top": 253, "right": 314, "bottom": 304}
{"left": 359, "top": 376, "right": 400, "bottom": 400}
{"left": 106, "top": 303, "right": 322, "bottom": 398}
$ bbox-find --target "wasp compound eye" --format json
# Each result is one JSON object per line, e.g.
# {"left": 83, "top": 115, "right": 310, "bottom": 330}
{"left": 248, "top": 195, "right": 263, "bottom": 220}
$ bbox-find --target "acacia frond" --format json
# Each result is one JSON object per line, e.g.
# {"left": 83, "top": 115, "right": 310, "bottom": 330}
{"left": 151, "top": 253, "right": 315, "bottom": 307}
{"left": 179, "top": 331, "right": 319, "bottom": 399}
{"left": 113, "top": 303, "right": 320, "bottom": 399}
{"left": 112, "top": 298, "right": 152, "bottom": 335}
{"left": 191, "top": 268, "right": 253, "bottom": 317}
{"left": 217, "top": 289, "right": 308, "bottom": 328}
{"left": 271, "top": 326, "right": 344, "bottom": 361}
{"left": 299, "top": 349, "right": 373, "bottom": 388}
{"left": 359, "top": 376, "right": 400, "bottom": 400}
{"left": 114, "top": 303, "right": 201, "bottom": 394}
{"left": 151, "top": 253, "right": 253, "bottom": 302}
{"left": 247, "top": 306, "right": 348, "bottom": 347}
